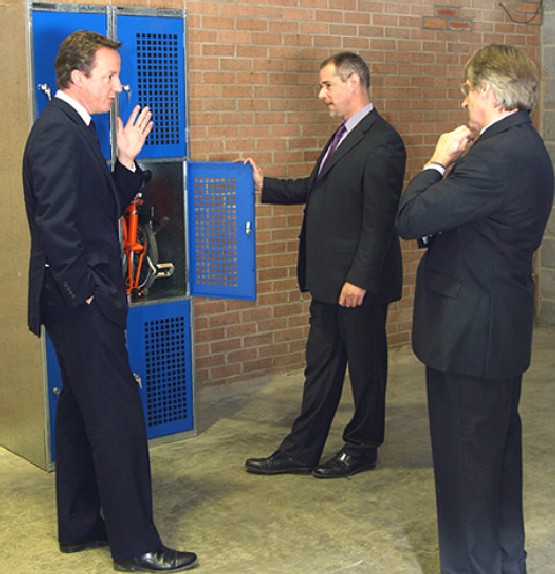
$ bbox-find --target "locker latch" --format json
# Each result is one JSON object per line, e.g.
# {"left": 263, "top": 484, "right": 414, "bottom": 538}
{"left": 122, "top": 84, "right": 133, "bottom": 104}
{"left": 38, "top": 83, "right": 52, "bottom": 101}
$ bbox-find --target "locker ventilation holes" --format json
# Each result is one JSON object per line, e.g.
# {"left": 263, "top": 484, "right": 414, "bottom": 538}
{"left": 193, "top": 175, "right": 239, "bottom": 289}
{"left": 143, "top": 315, "right": 190, "bottom": 430}
{"left": 136, "top": 32, "right": 182, "bottom": 148}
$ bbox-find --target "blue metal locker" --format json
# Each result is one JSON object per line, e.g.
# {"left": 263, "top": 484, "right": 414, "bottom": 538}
{"left": 32, "top": 8, "right": 111, "bottom": 158}
{"left": 44, "top": 299, "right": 195, "bottom": 461}
{"left": 117, "top": 14, "right": 187, "bottom": 160}
{"left": 32, "top": 5, "right": 256, "bottom": 465}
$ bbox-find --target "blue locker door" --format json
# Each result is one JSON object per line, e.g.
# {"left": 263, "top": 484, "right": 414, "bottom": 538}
{"left": 31, "top": 9, "right": 111, "bottom": 159}
{"left": 126, "top": 300, "right": 194, "bottom": 439}
{"left": 117, "top": 15, "right": 187, "bottom": 160}
{"left": 45, "top": 299, "right": 195, "bottom": 461}
{"left": 188, "top": 161, "right": 256, "bottom": 301}
{"left": 44, "top": 332, "right": 61, "bottom": 461}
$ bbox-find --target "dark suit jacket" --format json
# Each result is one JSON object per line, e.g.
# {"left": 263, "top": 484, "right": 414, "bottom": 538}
{"left": 262, "top": 108, "right": 406, "bottom": 306}
{"left": 396, "top": 111, "right": 554, "bottom": 379}
{"left": 23, "top": 98, "right": 144, "bottom": 336}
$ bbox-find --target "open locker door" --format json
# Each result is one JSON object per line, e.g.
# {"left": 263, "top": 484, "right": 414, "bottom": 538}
{"left": 187, "top": 161, "right": 256, "bottom": 301}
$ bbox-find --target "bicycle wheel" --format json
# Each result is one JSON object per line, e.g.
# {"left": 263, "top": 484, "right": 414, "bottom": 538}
{"left": 136, "top": 223, "right": 159, "bottom": 293}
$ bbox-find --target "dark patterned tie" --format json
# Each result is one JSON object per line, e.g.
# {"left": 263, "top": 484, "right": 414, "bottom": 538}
{"left": 88, "top": 119, "right": 103, "bottom": 155}
{"left": 319, "top": 121, "right": 347, "bottom": 175}
{"left": 88, "top": 119, "right": 97, "bottom": 138}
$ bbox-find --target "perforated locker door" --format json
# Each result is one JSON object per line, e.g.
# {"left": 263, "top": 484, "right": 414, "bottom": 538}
{"left": 117, "top": 14, "right": 187, "bottom": 160}
{"left": 126, "top": 300, "right": 194, "bottom": 439}
{"left": 188, "top": 161, "right": 256, "bottom": 301}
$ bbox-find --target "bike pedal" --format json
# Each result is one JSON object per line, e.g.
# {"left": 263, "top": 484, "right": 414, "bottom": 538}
{"left": 154, "top": 263, "right": 175, "bottom": 278}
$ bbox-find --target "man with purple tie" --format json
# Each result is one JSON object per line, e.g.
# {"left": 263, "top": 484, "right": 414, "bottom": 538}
{"left": 243, "top": 52, "right": 406, "bottom": 478}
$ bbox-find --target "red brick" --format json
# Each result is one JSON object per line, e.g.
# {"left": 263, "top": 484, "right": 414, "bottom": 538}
{"left": 423, "top": 17, "right": 449, "bottom": 30}
{"left": 436, "top": 7, "right": 459, "bottom": 18}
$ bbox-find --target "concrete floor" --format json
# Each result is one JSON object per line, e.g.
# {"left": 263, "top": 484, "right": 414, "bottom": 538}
{"left": 1, "top": 326, "right": 554, "bottom": 574}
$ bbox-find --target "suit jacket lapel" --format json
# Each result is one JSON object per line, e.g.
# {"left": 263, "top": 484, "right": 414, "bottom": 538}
{"left": 52, "top": 99, "right": 122, "bottom": 215}
{"left": 474, "top": 110, "right": 531, "bottom": 145}
{"left": 316, "top": 109, "right": 378, "bottom": 181}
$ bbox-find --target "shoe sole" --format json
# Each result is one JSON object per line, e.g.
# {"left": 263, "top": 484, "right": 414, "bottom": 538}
{"left": 113, "top": 558, "right": 198, "bottom": 572}
{"left": 60, "top": 540, "right": 108, "bottom": 553}
{"left": 312, "top": 463, "right": 377, "bottom": 479}
{"left": 245, "top": 466, "right": 314, "bottom": 475}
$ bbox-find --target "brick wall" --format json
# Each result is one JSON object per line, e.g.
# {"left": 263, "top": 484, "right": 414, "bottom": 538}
{"left": 186, "top": 0, "right": 543, "bottom": 386}
{"left": 14, "top": 0, "right": 543, "bottom": 387}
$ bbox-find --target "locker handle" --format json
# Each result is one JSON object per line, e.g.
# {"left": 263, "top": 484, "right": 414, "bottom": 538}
{"left": 133, "top": 373, "right": 142, "bottom": 388}
{"left": 246, "top": 221, "right": 253, "bottom": 235}
{"left": 121, "top": 84, "right": 133, "bottom": 104}
{"left": 38, "top": 83, "right": 52, "bottom": 101}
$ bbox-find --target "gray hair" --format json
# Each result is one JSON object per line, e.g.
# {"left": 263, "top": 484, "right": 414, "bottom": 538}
{"left": 465, "top": 44, "right": 538, "bottom": 112}
{"left": 320, "top": 52, "right": 370, "bottom": 93}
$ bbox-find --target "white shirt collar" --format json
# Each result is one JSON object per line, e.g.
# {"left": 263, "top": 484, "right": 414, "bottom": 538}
{"left": 480, "top": 110, "right": 518, "bottom": 135}
{"left": 55, "top": 90, "right": 92, "bottom": 126}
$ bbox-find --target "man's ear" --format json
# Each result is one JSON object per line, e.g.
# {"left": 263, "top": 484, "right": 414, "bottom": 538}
{"left": 69, "top": 68, "right": 84, "bottom": 88}
{"left": 480, "top": 81, "right": 495, "bottom": 100}
{"left": 347, "top": 72, "right": 361, "bottom": 92}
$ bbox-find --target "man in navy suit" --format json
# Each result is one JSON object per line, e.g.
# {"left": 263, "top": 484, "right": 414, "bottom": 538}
{"left": 23, "top": 30, "right": 197, "bottom": 572}
{"left": 243, "top": 52, "right": 406, "bottom": 478}
{"left": 396, "top": 44, "right": 554, "bottom": 574}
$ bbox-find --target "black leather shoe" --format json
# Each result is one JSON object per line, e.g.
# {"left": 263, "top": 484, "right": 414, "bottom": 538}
{"left": 312, "top": 450, "right": 377, "bottom": 478}
{"left": 60, "top": 538, "right": 109, "bottom": 553}
{"left": 113, "top": 546, "right": 198, "bottom": 572}
{"left": 245, "top": 450, "right": 314, "bottom": 475}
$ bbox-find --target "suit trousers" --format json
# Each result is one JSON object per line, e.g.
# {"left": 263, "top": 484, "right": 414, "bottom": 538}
{"left": 44, "top": 299, "right": 162, "bottom": 560}
{"left": 426, "top": 368, "right": 526, "bottom": 574}
{"left": 280, "top": 299, "right": 388, "bottom": 464}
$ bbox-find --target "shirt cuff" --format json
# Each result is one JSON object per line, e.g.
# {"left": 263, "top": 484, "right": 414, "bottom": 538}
{"left": 423, "top": 161, "right": 446, "bottom": 176}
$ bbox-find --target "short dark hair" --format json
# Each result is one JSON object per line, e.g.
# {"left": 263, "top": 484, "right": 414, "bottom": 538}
{"left": 320, "top": 52, "right": 370, "bottom": 92}
{"left": 55, "top": 30, "right": 122, "bottom": 89}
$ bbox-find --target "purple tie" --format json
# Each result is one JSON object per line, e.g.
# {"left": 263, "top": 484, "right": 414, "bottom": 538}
{"left": 320, "top": 121, "right": 347, "bottom": 175}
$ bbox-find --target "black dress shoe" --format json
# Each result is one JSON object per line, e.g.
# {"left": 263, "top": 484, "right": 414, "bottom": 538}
{"left": 312, "top": 450, "right": 377, "bottom": 478}
{"left": 245, "top": 450, "right": 314, "bottom": 475}
{"left": 60, "top": 538, "right": 109, "bottom": 553}
{"left": 113, "top": 546, "right": 198, "bottom": 572}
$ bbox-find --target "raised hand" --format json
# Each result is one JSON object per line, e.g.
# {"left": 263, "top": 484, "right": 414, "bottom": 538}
{"left": 116, "top": 105, "right": 154, "bottom": 170}
{"left": 428, "top": 124, "right": 475, "bottom": 169}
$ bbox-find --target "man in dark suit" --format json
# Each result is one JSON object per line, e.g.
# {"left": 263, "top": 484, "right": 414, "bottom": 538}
{"left": 243, "top": 52, "right": 406, "bottom": 478}
{"left": 22, "top": 31, "right": 197, "bottom": 572}
{"left": 396, "top": 44, "right": 554, "bottom": 574}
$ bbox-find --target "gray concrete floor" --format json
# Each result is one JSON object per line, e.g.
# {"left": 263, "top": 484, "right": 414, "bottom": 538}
{"left": 1, "top": 326, "right": 554, "bottom": 574}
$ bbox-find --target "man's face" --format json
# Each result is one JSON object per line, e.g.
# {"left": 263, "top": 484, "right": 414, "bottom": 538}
{"left": 75, "top": 47, "right": 123, "bottom": 115}
{"left": 318, "top": 63, "right": 353, "bottom": 119}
